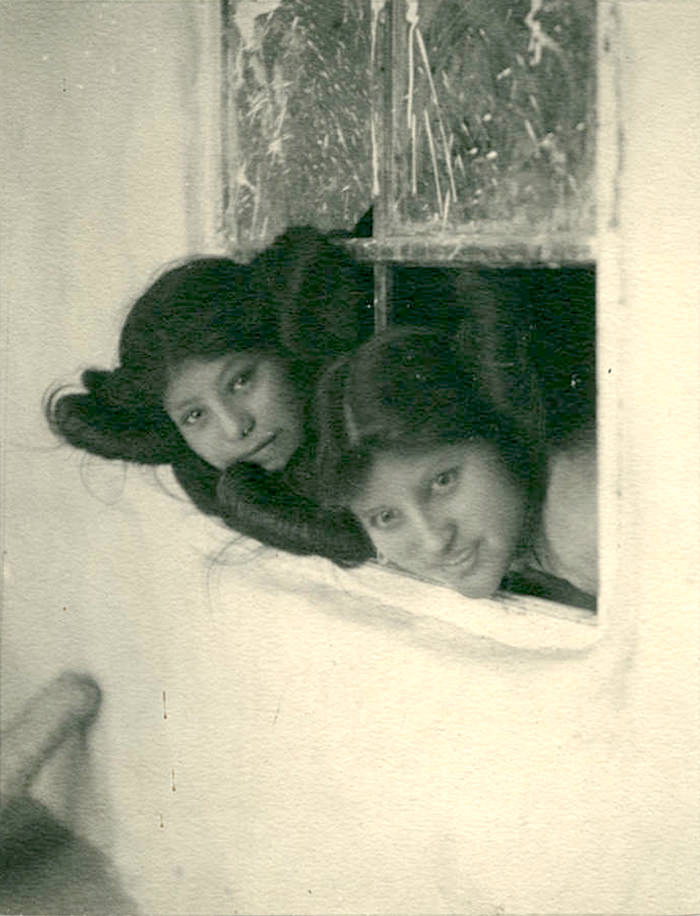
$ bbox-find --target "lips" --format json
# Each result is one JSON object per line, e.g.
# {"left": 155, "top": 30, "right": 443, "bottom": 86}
{"left": 438, "top": 542, "right": 479, "bottom": 575}
{"left": 240, "top": 433, "right": 276, "bottom": 462}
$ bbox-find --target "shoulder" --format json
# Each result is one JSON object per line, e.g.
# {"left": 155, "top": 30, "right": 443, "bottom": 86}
{"left": 548, "top": 427, "right": 597, "bottom": 506}
{"left": 536, "top": 428, "right": 598, "bottom": 595}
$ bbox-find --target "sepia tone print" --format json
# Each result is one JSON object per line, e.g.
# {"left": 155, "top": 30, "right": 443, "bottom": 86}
{"left": 2, "top": 2, "right": 699, "bottom": 914}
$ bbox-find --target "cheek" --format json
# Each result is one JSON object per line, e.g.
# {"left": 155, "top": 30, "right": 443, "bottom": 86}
{"left": 497, "top": 474, "right": 527, "bottom": 531}
{"left": 461, "top": 463, "right": 524, "bottom": 529}
{"left": 179, "top": 427, "right": 200, "bottom": 453}
{"left": 272, "top": 397, "right": 303, "bottom": 442}
{"left": 357, "top": 521, "right": 383, "bottom": 554}
{"left": 183, "top": 436, "right": 221, "bottom": 469}
{"left": 187, "top": 430, "right": 216, "bottom": 458}
{"left": 483, "top": 485, "right": 526, "bottom": 558}
{"left": 368, "top": 530, "right": 410, "bottom": 565}
{"left": 262, "top": 377, "right": 303, "bottom": 423}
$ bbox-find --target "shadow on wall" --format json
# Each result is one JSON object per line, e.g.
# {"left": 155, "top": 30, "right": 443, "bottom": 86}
{"left": 0, "top": 674, "right": 136, "bottom": 915}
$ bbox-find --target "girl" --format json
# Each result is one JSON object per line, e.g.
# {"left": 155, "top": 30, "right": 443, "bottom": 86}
{"left": 309, "top": 326, "right": 597, "bottom": 606}
{"left": 46, "top": 227, "right": 375, "bottom": 563}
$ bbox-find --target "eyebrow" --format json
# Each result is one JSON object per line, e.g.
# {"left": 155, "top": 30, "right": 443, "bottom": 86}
{"left": 352, "top": 504, "right": 390, "bottom": 520}
{"left": 165, "top": 391, "right": 199, "bottom": 416}
{"left": 351, "top": 451, "right": 464, "bottom": 516}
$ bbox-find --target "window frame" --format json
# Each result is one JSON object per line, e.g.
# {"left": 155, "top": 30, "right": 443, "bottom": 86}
{"left": 349, "top": 0, "right": 606, "bottom": 635}
{"left": 217, "top": 0, "right": 633, "bottom": 645}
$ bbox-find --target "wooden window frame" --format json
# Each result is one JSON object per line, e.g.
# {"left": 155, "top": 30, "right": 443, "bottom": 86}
{"left": 345, "top": 0, "right": 604, "bottom": 638}
{"left": 219, "top": 2, "right": 700, "bottom": 647}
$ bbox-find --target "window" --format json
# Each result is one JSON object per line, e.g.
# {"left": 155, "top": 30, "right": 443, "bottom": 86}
{"left": 220, "top": 0, "right": 373, "bottom": 249}
{"left": 221, "top": 0, "right": 604, "bottom": 628}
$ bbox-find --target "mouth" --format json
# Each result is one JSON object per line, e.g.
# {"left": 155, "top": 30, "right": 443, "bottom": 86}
{"left": 438, "top": 542, "right": 480, "bottom": 575}
{"left": 240, "top": 433, "right": 276, "bottom": 462}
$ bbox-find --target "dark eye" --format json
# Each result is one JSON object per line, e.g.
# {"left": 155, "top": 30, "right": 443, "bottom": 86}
{"left": 370, "top": 508, "right": 400, "bottom": 530}
{"left": 182, "top": 407, "right": 205, "bottom": 427}
{"left": 432, "top": 467, "right": 459, "bottom": 492}
{"left": 229, "top": 371, "right": 251, "bottom": 392}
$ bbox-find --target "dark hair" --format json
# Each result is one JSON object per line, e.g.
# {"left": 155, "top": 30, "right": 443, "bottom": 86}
{"left": 215, "top": 462, "right": 373, "bottom": 566}
{"left": 47, "top": 227, "right": 372, "bottom": 461}
{"left": 46, "top": 226, "right": 374, "bottom": 555}
{"left": 453, "top": 266, "right": 595, "bottom": 448}
{"left": 46, "top": 256, "right": 264, "bottom": 464}
{"left": 310, "top": 327, "right": 549, "bottom": 554}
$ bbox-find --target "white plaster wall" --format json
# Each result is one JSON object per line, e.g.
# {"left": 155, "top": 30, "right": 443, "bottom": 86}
{"left": 0, "top": 0, "right": 223, "bottom": 896}
{"left": 0, "top": 0, "right": 221, "bottom": 450}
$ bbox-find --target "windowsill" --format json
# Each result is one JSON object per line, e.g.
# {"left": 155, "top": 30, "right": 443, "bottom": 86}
{"left": 341, "top": 232, "right": 594, "bottom": 267}
{"left": 324, "top": 559, "right": 601, "bottom": 654}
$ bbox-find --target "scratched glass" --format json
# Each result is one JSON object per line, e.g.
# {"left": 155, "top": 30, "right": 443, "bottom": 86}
{"left": 383, "top": 0, "right": 596, "bottom": 239}
{"left": 223, "top": 0, "right": 372, "bottom": 249}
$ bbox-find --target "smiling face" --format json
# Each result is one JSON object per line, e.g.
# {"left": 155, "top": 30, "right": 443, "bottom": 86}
{"left": 164, "top": 352, "right": 305, "bottom": 471}
{"left": 349, "top": 440, "right": 527, "bottom": 598}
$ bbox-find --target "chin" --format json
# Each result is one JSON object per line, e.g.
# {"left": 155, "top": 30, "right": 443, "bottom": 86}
{"left": 417, "top": 567, "right": 498, "bottom": 600}
{"left": 261, "top": 452, "right": 289, "bottom": 472}
{"left": 449, "top": 564, "right": 506, "bottom": 600}
{"left": 455, "top": 548, "right": 516, "bottom": 599}
{"left": 264, "top": 442, "right": 300, "bottom": 473}
{"left": 456, "top": 579, "right": 501, "bottom": 600}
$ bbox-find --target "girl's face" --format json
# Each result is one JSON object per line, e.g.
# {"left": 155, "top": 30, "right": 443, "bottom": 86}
{"left": 164, "top": 351, "right": 305, "bottom": 471}
{"left": 349, "top": 440, "right": 527, "bottom": 598}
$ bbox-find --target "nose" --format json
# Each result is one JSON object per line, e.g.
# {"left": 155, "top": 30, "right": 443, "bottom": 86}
{"left": 412, "top": 512, "right": 455, "bottom": 557}
{"left": 218, "top": 405, "right": 255, "bottom": 441}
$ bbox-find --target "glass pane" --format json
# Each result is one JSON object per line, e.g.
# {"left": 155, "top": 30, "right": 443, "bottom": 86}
{"left": 382, "top": 0, "right": 596, "bottom": 240}
{"left": 223, "top": 0, "right": 372, "bottom": 250}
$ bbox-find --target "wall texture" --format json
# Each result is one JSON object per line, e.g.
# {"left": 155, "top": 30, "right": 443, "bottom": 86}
{"left": 1, "top": 0, "right": 220, "bottom": 451}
